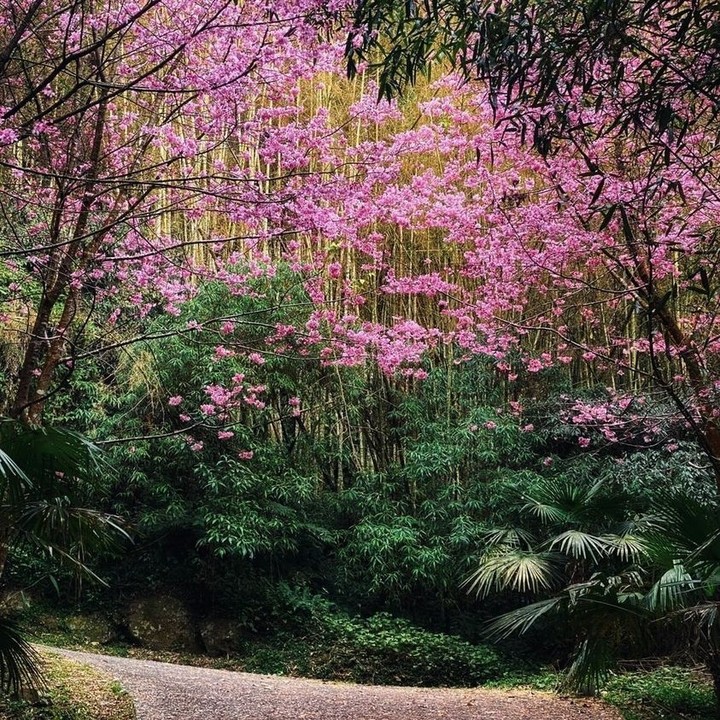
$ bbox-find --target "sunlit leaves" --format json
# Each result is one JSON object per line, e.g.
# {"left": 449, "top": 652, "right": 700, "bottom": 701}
{"left": 464, "top": 549, "right": 564, "bottom": 597}
{"left": 547, "top": 530, "right": 612, "bottom": 563}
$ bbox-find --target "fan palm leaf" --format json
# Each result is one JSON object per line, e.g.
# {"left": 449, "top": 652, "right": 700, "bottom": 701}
{"left": 484, "top": 596, "right": 565, "bottom": 639}
{"left": 464, "top": 550, "right": 565, "bottom": 597}
{"left": 0, "top": 420, "right": 103, "bottom": 485}
{"left": 645, "top": 492, "right": 720, "bottom": 565}
{"left": 643, "top": 561, "right": 700, "bottom": 613}
{"left": 0, "top": 617, "right": 43, "bottom": 695}
{"left": 546, "top": 530, "right": 613, "bottom": 563}
{"left": 602, "top": 533, "right": 648, "bottom": 562}
{"left": 522, "top": 478, "right": 617, "bottom": 526}
{"left": 0, "top": 417, "right": 126, "bottom": 693}
{"left": 482, "top": 526, "right": 536, "bottom": 550}
{"left": 17, "top": 500, "right": 129, "bottom": 583}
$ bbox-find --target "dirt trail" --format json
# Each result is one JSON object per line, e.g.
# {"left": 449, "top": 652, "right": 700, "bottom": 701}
{"left": 50, "top": 648, "right": 621, "bottom": 720}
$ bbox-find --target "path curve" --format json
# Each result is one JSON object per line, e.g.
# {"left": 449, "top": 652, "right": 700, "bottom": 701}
{"left": 50, "top": 648, "right": 620, "bottom": 720}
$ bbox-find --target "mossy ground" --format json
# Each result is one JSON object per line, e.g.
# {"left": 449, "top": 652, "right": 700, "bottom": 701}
{"left": 0, "top": 651, "right": 135, "bottom": 720}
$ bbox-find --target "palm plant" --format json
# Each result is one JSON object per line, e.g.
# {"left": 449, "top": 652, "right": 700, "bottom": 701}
{"left": 0, "top": 417, "right": 128, "bottom": 694}
{"left": 640, "top": 492, "right": 720, "bottom": 704}
{"left": 470, "top": 477, "right": 720, "bottom": 705}
{"left": 465, "top": 476, "right": 650, "bottom": 695}
{"left": 465, "top": 477, "right": 644, "bottom": 596}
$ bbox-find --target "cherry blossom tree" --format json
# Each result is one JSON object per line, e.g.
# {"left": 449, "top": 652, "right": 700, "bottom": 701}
{"left": 4, "top": 0, "right": 720, "bottom": 492}
{"left": 341, "top": 0, "right": 720, "bottom": 484}
{"left": 0, "top": 0, "right": 343, "bottom": 424}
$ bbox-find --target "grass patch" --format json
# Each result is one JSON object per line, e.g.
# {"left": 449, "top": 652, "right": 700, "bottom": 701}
{"left": 603, "top": 667, "right": 717, "bottom": 720}
{"left": 484, "top": 668, "right": 562, "bottom": 692}
{"left": 482, "top": 663, "right": 719, "bottom": 720}
{"left": 0, "top": 650, "right": 135, "bottom": 720}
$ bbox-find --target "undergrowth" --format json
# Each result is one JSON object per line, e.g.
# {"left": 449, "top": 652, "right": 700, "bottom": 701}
{"left": 604, "top": 667, "right": 717, "bottom": 720}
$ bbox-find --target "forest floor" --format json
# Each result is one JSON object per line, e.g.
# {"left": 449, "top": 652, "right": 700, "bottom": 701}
{"left": 47, "top": 647, "right": 621, "bottom": 720}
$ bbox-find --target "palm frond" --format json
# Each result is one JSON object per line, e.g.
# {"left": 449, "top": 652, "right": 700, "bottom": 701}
{"left": 0, "top": 616, "right": 43, "bottom": 695}
{"left": 602, "top": 533, "right": 649, "bottom": 562}
{"left": 547, "top": 530, "right": 612, "bottom": 563}
{"left": 521, "top": 477, "right": 625, "bottom": 528}
{"left": 646, "top": 492, "right": 720, "bottom": 564}
{"left": 17, "top": 500, "right": 129, "bottom": 582}
{"left": 0, "top": 451, "right": 33, "bottom": 512}
{"left": 522, "top": 498, "right": 568, "bottom": 524}
{"left": 0, "top": 419, "right": 104, "bottom": 489}
{"left": 0, "top": 449, "right": 29, "bottom": 488}
{"left": 484, "top": 597, "right": 564, "bottom": 639}
{"left": 464, "top": 550, "right": 564, "bottom": 597}
{"left": 643, "top": 562, "right": 699, "bottom": 613}
{"left": 605, "top": 570, "right": 646, "bottom": 605}
{"left": 482, "top": 527, "right": 535, "bottom": 550}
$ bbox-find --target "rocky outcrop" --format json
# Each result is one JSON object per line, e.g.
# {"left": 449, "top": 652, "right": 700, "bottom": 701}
{"left": 126, "top": 595, "right": 198, "bottom": 652}
{"left": 63, "top": 613, "right": 118, "bottom": 645}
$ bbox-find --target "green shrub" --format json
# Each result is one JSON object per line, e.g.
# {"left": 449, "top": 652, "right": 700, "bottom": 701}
{"left": 235, "top": 590, "right": 511, "bottom": 687}
{"left": 315, "top": 612, "right": 508, "bottom": 686}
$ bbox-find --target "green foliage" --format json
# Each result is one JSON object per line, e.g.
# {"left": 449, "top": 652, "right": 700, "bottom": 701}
{"left": 471, "top": 475, "right": 651, "bottom": 694}
{"left": 611, "top": 445, "right": 717, "bottom": 507}
{"left": 472, "top": 477, "right": 720, "bottom": 699}
{"left": 313, "top": 612, "right": 508, "bottom": 686}
{"left": 604, "top": 668, "right": 717, "bottom": 720}
{"left": 214, "top": 584, "right": 510, "bottom": 686}
{"left": 0, "top": 419, "right": 127, "bottom": 694}
{"left": 0, "top": 618, "right": 42, "bottom": 697}
{"left": 33, "top": 272, "right": 720, "bottom": 701}
{"left": 235, "top": 585, "right": 511, "bottom": 686}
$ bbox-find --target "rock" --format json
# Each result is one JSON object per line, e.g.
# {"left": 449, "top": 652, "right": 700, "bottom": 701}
{"left": 63, "top": 613, "right": 118, "bottom": 645}
{"left": 127, "top": 595, "right": 198, "bottom": 652}
{"left": 199, "top": 618, "right": 244, "bottom": 657}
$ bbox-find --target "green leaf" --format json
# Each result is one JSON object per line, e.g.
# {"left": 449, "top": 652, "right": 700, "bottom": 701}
{"left": 464, "top": 550, "right": 564, "bottom": 597}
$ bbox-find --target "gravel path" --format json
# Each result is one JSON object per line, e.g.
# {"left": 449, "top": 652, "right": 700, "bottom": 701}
{"left": 50, "top": 648, "right": 621, "bottom": 720}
